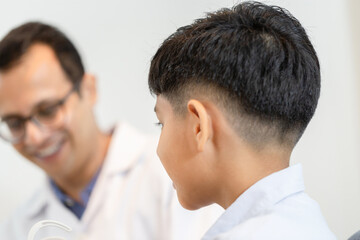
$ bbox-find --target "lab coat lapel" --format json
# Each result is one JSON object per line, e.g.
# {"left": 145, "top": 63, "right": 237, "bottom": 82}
{"left": 80, "top": 122, "right": 148, "bottom": 230}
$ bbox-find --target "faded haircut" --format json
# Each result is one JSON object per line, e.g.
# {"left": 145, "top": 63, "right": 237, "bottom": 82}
{"left": 148, "top": 1, "right": 320, "bottom": 148}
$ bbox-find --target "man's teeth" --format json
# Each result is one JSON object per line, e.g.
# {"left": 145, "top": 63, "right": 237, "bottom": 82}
{"left": 37, "top": 142, "right": 62, "bottom": 158}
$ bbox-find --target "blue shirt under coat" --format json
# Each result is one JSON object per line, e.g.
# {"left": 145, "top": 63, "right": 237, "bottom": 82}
{"left": 50, "top": 170, "right": 100, "bottom": 219}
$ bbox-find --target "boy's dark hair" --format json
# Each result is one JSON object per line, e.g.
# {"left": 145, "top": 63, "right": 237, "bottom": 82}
{"left": 148, "top": 1, "right": 320, "bottom": 148}
{"left": 0, "top": 21, "right": 84, "bottom": 88}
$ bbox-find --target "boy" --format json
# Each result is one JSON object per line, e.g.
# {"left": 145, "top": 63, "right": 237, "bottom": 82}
{"left": 148, "top": 1, "right": 336, "bottom": 239}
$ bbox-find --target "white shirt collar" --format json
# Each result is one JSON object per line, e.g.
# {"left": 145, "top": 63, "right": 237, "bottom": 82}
{"left": 203, "top": 164, "right": 305, "bottom": 239}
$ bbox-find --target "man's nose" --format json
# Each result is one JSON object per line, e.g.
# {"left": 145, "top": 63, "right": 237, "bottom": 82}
{"left": 23, "top": 121, "right": 49, "bottom": 146}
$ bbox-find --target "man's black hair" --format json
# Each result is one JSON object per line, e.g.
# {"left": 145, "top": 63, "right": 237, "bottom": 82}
{"left": 0, "top": 21, "right": 84, "bottom": 88}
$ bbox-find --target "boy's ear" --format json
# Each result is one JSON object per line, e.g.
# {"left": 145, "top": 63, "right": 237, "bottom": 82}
{"left": 187, "top": 99, "right": 212, "bottom": 152}
{"left": 81, "top": 73, "right": 97, "bottom": 105}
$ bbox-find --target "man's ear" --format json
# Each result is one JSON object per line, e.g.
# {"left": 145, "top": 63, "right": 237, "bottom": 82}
{"left": 81, "top": 73, "right": 97, "bottom": 105}
{"left": 187, "top": 99, "right": 212, "bottom": 152}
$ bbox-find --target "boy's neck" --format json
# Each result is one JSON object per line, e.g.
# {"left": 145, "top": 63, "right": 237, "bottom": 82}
{"left": 213, "top": 135, "right": 291, "bottom": 209}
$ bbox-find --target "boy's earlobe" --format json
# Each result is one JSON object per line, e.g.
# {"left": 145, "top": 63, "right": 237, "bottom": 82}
{"left": 187, "top": 100, "right": 212, "bottom": 152}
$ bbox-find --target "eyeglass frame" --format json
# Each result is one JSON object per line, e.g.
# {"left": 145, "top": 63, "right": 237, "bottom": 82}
{"left": 0, "top": 84, "right": 79, "bottom": 144}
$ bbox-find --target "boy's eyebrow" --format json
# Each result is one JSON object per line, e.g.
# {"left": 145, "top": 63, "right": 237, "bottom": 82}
{"left": 154, "top": 106, "right": 157, "bottom": 113}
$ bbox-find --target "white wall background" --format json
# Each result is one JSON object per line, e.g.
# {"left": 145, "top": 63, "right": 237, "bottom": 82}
{"left": 0, "top": 0, "right": 359, "bottom": 239}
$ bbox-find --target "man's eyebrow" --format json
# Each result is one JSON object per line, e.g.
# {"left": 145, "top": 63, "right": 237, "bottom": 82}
{"left": 154, "top": 106, "right": 157, "bottom": 113}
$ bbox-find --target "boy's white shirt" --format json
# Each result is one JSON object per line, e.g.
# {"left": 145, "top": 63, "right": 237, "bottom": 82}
{"left": 0, "top": 122, "right": 223, "bottom": 240}
{"left": 202, "top": 164, "right": 336, "bottom": 240}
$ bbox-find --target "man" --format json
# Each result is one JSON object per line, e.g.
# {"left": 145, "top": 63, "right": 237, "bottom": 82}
{"left": 0, "top": 22, "right": 220, "bottom": 239}
{"left": 148, "top": 2, "right": 335, "bottom": 239}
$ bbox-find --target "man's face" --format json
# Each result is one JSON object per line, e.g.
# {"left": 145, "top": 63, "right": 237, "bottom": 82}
{"left": 0, "top": 44, "right": 96, "bottom": 180}
{"left": 155, "top": 95, "right": 216, "bottom": 210}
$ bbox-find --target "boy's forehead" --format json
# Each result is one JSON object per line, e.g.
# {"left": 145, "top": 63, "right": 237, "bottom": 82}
{"left": 155, "top": 95, "right": 178, "bottom": 120}
{"left": 155, "top": 95, "right": 171, "bottom": 113}
{"left": 154, "top": 95, "right": 162, "bottom": 111}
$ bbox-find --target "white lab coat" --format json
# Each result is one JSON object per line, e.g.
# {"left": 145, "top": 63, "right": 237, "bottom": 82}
{"left": 201, "top": 164, "right": 336, "bottom": 240}
{"left": 0, "top": 123, "right": 222, "bottom": 240}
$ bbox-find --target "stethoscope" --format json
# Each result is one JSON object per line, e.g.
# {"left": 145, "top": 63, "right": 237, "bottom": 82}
{"left": 27, "top": 220, "right": 72, "bottom": 240}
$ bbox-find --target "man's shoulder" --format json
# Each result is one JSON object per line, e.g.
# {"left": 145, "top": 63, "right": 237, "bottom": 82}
{"left": 107, "top": 122, "right": 158, "bottom": 158}
{"left": 104, "top": 122, "right": 162, "bottom": 176}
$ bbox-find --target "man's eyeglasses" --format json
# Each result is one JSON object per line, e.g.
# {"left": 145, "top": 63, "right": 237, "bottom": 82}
{"left": 0, "top": 86, "right": 78, "bottom": 143}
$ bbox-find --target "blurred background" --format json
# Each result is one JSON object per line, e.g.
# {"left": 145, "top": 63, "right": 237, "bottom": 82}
{"left": 0, "top": 0, "right": 359, "bottom": 239}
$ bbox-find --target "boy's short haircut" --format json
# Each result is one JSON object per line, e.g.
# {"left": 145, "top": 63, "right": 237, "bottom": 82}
{"left": 148, "top": 1, "right": 320, "bottom": 148}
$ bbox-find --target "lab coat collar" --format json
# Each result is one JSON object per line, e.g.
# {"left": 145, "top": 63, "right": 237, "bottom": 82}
{"left": 23, "top": 177, "right": 79, "bottom": 223}
{"left": 203, "top": 164, "right": 305, "bottom": 239}
{"left": 79, "top": 122, "right": 151, "bottom": 223}
{"left": 23, "top": 122, "right": 150, "bottom": 220}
